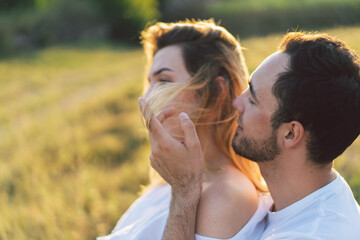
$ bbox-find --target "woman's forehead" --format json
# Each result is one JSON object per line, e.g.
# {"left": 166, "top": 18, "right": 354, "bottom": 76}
{"left": 151, "top": 45, "right": 184, "bottom": 70}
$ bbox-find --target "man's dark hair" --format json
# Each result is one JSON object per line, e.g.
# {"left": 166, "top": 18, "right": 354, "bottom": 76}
{"left": 271, "top": 32, "right": 360, "bottom": 165}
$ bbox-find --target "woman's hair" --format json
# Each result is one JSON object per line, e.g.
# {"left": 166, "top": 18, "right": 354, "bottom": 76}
{"left": 141, "top": 19, "right": 266, "bottom": 192}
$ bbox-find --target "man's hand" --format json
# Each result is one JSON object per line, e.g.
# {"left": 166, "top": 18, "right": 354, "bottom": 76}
{"left": 139, "top": 97, "right": 203, "bottom": 240}
{"left": 139, "top": 97, "right": 204, "bottom": 193}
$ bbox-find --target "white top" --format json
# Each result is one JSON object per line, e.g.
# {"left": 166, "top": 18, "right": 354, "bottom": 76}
{"left": 97, "top": 184, "right": 272, "bottom": 240}
{"left": 260, "top": 173, "right": 360, "bottom": 240}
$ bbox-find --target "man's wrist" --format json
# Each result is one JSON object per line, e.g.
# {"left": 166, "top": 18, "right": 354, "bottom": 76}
{"left": 163, "top": 183, "right": 201, "bottom": 240}
{"left": 171, "top": 179, "right": 202, "bottom": 204}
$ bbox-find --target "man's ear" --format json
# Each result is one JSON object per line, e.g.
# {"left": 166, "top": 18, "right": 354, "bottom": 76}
{"left": 280, "top": 121, "right": 304, "bottom": 149}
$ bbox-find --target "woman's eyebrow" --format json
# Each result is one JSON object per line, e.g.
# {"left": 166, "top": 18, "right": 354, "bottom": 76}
{"left": 154, "top": 67, "right": 173, "bottom": 76}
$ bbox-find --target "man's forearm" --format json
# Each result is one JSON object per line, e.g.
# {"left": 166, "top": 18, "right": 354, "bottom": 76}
{"left": 163, "top": 185, "right": 202, "bottom": 240}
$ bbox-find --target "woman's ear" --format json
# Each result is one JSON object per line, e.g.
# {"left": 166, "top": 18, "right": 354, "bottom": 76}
{"left": 281, "top": 121, "right": 304, "bottom": 149}
{"left": 215, "top": 76, "right": 227, "bottom": 99}
{"left": 215, "top": 76, "right": 225, "bottom": 89}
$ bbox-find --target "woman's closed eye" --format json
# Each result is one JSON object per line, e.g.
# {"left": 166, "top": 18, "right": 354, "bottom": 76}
{"left": 147, "top": 77, "right": 172, "bottom": 85}
{"left": 159, "top": 78, "right": 172, "bottom": 83}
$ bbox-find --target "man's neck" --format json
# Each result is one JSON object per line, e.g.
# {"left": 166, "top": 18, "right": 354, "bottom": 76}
{"left": 259, "top": 156, "right": 337, "bottom": 211}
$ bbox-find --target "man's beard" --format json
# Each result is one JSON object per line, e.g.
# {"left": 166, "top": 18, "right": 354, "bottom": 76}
{"left": 232, "top": 130, "right": 280, "bottom": 162}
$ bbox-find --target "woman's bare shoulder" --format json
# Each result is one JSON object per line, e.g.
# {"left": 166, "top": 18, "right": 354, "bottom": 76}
{"left": 195, "top": 167, "right": 259, "bottom": 239}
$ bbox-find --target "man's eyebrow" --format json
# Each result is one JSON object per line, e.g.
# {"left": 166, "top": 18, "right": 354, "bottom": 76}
{"left": 148, "top": 67, "right": 173, "bottom": 82}
{"left": 249, "top": 81, "right": 259, "bottom": 103}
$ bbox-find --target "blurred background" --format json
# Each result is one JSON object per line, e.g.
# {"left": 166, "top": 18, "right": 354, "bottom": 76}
{"left": 0, "top": 0, "right": 359, "bottom": 239}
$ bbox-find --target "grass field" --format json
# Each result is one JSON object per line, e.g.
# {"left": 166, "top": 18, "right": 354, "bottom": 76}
{"left": 1, "top": 27, "right": 360, "bottom": 240}
{"left": 163, "top": 0, "right": 360, "bottom": 39}
{"left": 207, "top": 0, "right": 360, "bottom": 14}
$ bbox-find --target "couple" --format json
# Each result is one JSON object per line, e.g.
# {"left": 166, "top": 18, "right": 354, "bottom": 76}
{"left": 99, "top": 20, "right": 360, "bottom": 239}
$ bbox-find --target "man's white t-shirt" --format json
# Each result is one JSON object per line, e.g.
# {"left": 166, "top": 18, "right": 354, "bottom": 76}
{"left": 97, "top": 184, "right": 272, "bottom": 240}
{"left": 260, "top": 173, "right": 360, "bottom": 240}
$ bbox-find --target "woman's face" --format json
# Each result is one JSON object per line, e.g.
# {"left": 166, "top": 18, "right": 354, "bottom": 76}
{"left": 145, "top": 45, "right": 197, "bottom": 140}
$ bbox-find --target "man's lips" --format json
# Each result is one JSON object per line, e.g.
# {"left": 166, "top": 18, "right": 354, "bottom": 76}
{"left": 237, "top": 117, "right": 243, "bottom": 131}
{"left": 236, "top": 124, "right": 243, "bottom": 131}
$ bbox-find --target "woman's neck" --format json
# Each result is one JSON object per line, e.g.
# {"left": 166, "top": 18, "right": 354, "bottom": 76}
{"left": 198, "top": 127, "right": 234, "bottom": 181}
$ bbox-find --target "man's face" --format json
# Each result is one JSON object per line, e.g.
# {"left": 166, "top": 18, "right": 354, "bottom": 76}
{"left": 232, "top": 52, "right": 289, "bottom": 162}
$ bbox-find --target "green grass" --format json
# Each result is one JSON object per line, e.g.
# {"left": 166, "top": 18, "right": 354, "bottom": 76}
{"left": 164, "top": 0, "right": 360, "bottom": 39}
{"left": 207, "top": 0, "right": 360, "bottom": 14}
{"left": 0, "top": 27, "right": 360, "bottom": 240}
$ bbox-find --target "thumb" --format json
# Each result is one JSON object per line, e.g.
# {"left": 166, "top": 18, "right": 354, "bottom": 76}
{"left": 179, "top": 112, "right": 200, "bottom": 148}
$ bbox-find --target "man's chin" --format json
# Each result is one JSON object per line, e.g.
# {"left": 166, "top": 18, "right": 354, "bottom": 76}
{"left": 231, "top": 137, "right": 245, "bottom": 157}
{"left": 232, "top": 137, "right": 280, "bottom": 163}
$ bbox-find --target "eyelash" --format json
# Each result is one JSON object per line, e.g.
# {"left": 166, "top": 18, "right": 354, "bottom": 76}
{"left": 248, "top": 97, "right": 255, "bottom": 105}
{"left": 159, "top": 79, "right": 171, "bottom": 83}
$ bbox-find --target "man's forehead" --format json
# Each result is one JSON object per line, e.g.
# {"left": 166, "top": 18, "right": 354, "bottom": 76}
{"left": 250, "top": 52, "right": 290, "bottom": 90}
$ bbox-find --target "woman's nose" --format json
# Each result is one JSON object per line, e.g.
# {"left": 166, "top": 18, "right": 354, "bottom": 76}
{"left": 233, "top": 94, "right": 245, "bottom": 113}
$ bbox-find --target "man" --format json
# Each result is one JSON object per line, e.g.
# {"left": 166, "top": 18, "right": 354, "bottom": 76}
{"left": 142, "top": 32, "right": 360, "bottom": 239}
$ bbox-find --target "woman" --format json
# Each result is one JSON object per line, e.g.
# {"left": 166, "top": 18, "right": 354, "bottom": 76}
{"left": 98, "top": 19, "right": 270, "bottom": 240}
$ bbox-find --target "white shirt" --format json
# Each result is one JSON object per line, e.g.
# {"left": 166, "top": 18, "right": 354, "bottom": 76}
{"left": 97, "top": 184, "right": 272, "bottom": 240}
{"left": 260, "top": 173, "right": 360, "bottom": 240}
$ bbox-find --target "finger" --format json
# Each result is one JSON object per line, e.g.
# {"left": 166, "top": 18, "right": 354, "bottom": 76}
{"left": 138, "top": 97, "right": 149, "bottom": 117}
{"left": 149, "top": 152, "right": 157, "bottom": 170}
{"left": 149, "top": 152, "right": 162, "bottom": 172}
{"left": 148, "top": 114, "right": 172, "bottom": 145}
{"left": 148, "top": 132, "right": 159, "bottom": 152}
{"left": 156, "top": 107, "right": 176, "bottom": 123}
{"left": 178, "top": 112, "right": 201, "bottom": 148}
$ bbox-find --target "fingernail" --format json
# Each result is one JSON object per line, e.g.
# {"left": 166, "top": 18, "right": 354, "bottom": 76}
{"left": 179, "top": 112, "right": 189, "bottom": 120}
{"left": 138, "top": 97, "right": 143, "bottom": 103}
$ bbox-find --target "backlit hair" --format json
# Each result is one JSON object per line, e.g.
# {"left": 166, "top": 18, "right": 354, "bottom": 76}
{"left": 141, "top": 19, "right": 266, "bottom": 192}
